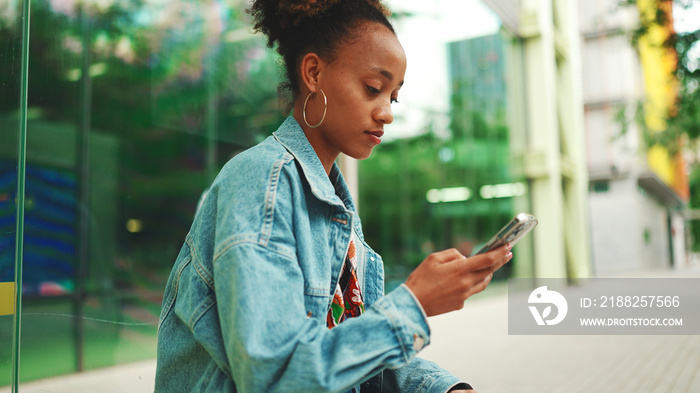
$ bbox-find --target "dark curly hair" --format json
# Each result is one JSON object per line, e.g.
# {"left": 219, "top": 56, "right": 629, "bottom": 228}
{"left": 248, "top": 0, "right": 395, "bottom": 109}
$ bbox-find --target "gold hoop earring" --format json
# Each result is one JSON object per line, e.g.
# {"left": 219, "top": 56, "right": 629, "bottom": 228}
{"left": 303, "top": 89, "right": 327, "bottom": 129}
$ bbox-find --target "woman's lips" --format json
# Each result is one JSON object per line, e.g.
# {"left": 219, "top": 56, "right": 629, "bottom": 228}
{"left": 365, "top": 130, "right": 384, "bottom": 144}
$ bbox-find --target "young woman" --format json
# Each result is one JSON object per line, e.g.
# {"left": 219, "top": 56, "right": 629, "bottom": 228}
{"left": 155, "top": 1, "right": 512, "bottom": 392}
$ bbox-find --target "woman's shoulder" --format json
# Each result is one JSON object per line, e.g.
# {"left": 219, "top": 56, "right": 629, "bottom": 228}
{"left": 215, "top": 135, "right": 300, "bottom": 194}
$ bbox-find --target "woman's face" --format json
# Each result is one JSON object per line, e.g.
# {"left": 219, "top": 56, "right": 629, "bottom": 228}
{"left": 299, "top": 21, "right": 407, "bottom": 172}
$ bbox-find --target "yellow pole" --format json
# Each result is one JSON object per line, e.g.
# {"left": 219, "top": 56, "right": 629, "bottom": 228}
{"left": 0, "top": 282, "right": 15, "bottom": 316}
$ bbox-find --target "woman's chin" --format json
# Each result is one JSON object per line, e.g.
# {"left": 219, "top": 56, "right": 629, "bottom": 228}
{"left": 347, "top": 149, "right": 374, "bottom": 161}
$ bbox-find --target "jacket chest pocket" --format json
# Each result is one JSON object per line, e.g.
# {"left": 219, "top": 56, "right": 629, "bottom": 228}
{"left": 303, "top": 285, "right": 332, "bottom": 321}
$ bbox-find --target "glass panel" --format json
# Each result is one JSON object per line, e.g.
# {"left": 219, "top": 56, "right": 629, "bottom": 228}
{"left": 1, "top": 0, "right": 284, "bottom": 386}
{"left": 0, "top": 0, "right": 23, "bottom": 387}
{"left": 360, "top": 0, "right": 529, "bottom": 288}
{"left": 1, "top": 0, "right": 530, "bottom": 387}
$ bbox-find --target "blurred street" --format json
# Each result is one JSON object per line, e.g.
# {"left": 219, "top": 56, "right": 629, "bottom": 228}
{"left": 420, "top": 272, "right": 700, "bottom": 393}
{"left": 3, "top": 268, "right": 700, "bottom": 393}
{"left": 0, "top": 359, "right": 156, "bottom": 393}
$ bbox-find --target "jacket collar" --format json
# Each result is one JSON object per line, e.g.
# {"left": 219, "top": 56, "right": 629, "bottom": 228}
{"left": 273, "top": 116, "right": 356, "bottom": 212}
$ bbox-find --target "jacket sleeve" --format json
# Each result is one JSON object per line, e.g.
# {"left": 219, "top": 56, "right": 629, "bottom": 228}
{"left": 382, "top": 358, "right": 473, "bottom": 392}
{"left": 214, "top": 241, "right": 436, "bottom": 392}
{"left": 379, "top": 284, "right": 473, "bottom": 392}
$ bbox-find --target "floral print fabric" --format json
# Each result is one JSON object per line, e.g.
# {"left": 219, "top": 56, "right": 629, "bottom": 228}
{"left": 327, "top": 240, "right": 365, "bottom": 328}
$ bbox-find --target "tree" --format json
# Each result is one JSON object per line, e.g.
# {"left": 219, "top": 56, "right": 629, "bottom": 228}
{"left": 619, "top": 0, "right": 700, "bottom": 250}
{"left": 619, "top": 0, "right": 700, "bottom": 156}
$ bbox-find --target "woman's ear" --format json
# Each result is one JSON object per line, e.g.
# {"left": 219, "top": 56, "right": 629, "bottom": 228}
{"left": 299, "top": 52, "right": 325, "bottom": 93}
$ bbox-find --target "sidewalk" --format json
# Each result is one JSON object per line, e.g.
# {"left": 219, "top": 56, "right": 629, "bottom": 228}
{"left": 420, "top": 267, "right": 700, "bottom": 393}
{"left": 420, "top": 292, "right": 700, "bottom": 393}
{"left": 3, "top": 268, "right": 700, "bottom": 392}
{"left": 0, "top": 359, "right": 156, "bottom": 393}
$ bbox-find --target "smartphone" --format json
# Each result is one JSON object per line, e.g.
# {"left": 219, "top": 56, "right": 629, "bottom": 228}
{"left": 473, "top": 213, "right": 538, "bottom": 255}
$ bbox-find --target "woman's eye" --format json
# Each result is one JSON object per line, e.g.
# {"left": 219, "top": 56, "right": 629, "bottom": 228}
{"left": 367, "top": 85, "right": 398, "bottom": 104}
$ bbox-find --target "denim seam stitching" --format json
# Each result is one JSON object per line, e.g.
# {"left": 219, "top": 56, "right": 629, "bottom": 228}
{"left": 157, "top": 250, "right": 192, "bottom": 334}
{"left": 214, "top": 234, "right": 259, "bottom": 261}
{"left": 214, "top": 240, "right": 297, "bottom": 266}
{"left": 188, "top": 235, "right": 215, "bottom": 292}
{"left": 401, "top": 283, "right": 431, "bottom": 337}
{"left": 266, "top": 242, "right": 296, "bottom": 261}
{"left": 415, "top": 374, "right": 436, "bottom": 393}
{"left": 304, "top": 286, "right": 330, "bottom": 297}
{"left": 259, "top": 154, "right": 293, "bottom": 247}
{"left": 376, "top": 299, "right": 411, "bottom": 364}
{"left": 188, "top": 294, "right": 217, "bottom": 330}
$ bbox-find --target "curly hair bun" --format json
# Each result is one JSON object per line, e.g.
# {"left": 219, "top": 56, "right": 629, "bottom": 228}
{"left": 248, "top": 0, "right": 394, "bottom": 106}
{"left": 278, "top": 0, "right": 342, "bottom": 27}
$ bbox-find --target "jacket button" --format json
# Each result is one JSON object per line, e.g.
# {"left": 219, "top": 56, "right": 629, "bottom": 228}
{"left": 412, "top": 334, "right": 425, "bottom": 351}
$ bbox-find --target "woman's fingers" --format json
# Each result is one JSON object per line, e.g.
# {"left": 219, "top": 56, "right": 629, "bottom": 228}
{"left": 405, "top": 245, "right": 513, "bottom": 317}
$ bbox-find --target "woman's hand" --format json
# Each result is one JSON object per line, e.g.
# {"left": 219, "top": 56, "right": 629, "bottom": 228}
{"left": 404, "top": 246, "right": 512, "bottom": 317}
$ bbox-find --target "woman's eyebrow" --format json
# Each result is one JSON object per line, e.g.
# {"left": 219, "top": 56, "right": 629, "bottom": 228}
{"left": 372, "top": 67, "right": 404, "bottom": 87}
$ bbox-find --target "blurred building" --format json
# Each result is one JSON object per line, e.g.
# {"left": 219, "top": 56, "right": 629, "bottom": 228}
{"left": 483, "top": 0, "right": 593, "bottom": 279}
{"left": 579, "top": 0, "right": 689, "bottom": 275}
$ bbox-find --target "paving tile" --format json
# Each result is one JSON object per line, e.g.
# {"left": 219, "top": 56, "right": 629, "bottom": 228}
{"left": 419, "top": 272, "right": 700, "bottom": 393}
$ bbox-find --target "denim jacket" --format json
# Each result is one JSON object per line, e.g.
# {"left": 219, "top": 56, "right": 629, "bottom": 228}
{"left": 155, "top": 116, "right": 471, "bottom": 392}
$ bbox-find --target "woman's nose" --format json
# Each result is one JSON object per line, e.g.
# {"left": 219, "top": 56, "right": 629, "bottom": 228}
{"left": 374, "top": 103, "right": 394, "bottom": 125}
